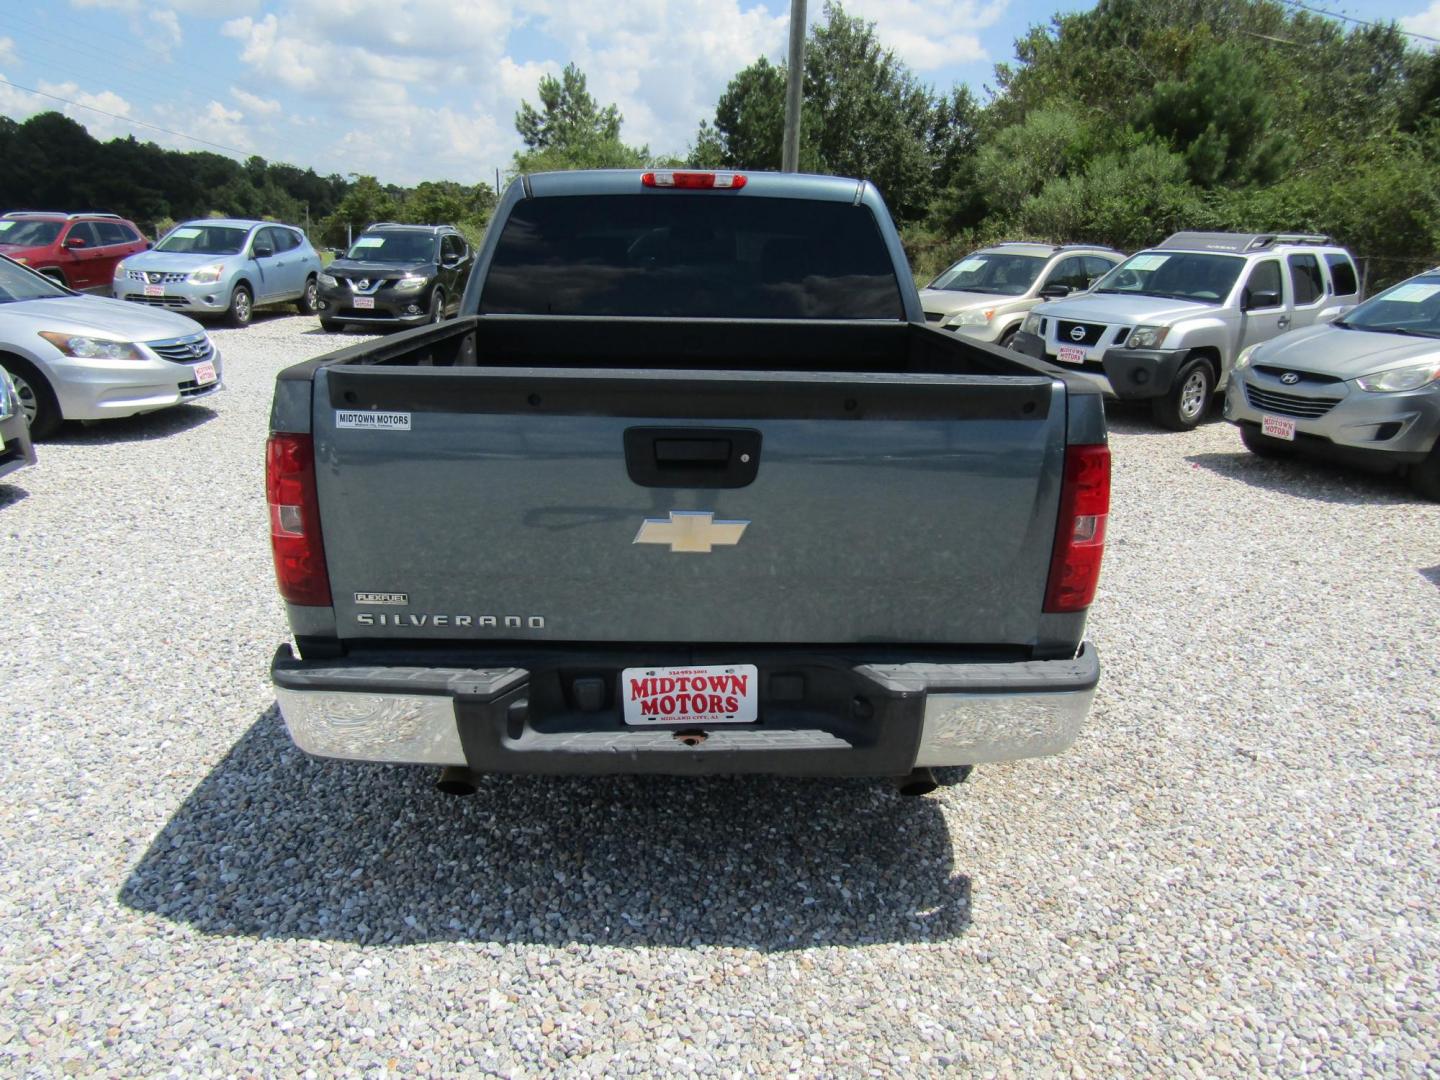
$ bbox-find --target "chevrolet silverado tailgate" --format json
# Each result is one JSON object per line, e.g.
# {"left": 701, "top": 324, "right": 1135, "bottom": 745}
{"left": 309, "top": 363, "right": 1067, "bottom": 647}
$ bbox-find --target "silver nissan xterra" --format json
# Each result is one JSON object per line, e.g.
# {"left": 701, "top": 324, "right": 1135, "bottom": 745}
{"left": 1011, "top": 232, "right": 1362, "bottom": 429}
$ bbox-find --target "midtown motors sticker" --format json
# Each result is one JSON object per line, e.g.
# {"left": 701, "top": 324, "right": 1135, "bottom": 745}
{"left": 621, "top": 664, "right": 759, "bottom": 725}
{"left": 336, "top": 410, "right": 411, "bottom": 430}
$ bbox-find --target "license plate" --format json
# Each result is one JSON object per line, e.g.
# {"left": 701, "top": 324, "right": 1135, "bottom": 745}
{"left": 354, "top": 297, "right": 375, "bottom": 310}
{"left": 1261, "top": 414, "right": 1296, "bottom": 441}
{"left": 1056, "top": 345, "right": 1087, "bottom": 364}
{"left": 143, "top": 284, "right": 164, "bottom": 297}
{"left": 621, "top": 664, "right": 759, "bottom": 726}
{"left": 193, "top": 361, "right": 217, "bottom": 386}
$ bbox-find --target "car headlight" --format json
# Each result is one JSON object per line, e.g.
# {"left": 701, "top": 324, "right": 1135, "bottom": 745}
{"left": 1021, "top": 312, "right": 1042, "bottom": 335}
{"left": 14, "top": 257, "right": 28, "bottom": 265}
{"left": 1355, "top": 359, "right": 1440, "bottom": 393}
{"left": 949, "top": 309, "right": 993, "bottom": 327}
{"left": 394, "top": 275, "right": 429, "bottom": 292}
{"left": 1126, "top": 325, "right": 1169, "bottom": 349}
{"left": 189, "top": 263, "right": 225, "bottom": 284}
{"left": 318, "top": 272, "right": 338, "bottom": 288}
{"left": 37, "top": 331, "right": 145, "bottom": 361}
{"left": 1234, "top": 344, "right": 1261, "bottom": 372}
{"left": 113, "top": 264, "right": 127, "bottom": 280}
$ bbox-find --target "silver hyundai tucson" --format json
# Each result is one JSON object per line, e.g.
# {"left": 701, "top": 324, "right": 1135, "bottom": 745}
{"left": 1225, "top": 267, "right": 1440, "bottom": 499}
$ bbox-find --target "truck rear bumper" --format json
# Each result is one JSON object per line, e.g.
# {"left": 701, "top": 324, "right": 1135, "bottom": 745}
{"left": 271, "top": 643, "right": 1099, "bottom": 776}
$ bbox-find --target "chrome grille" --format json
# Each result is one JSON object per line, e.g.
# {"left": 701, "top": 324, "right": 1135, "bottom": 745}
{"left": 147, "top": 332, "right": 214, "bottom": 364}
{"left": 1245, "top": 384, "right": 1342, "bottom": 418}
{"left": 127, "top": 270, "right": 187, "bottom": 284}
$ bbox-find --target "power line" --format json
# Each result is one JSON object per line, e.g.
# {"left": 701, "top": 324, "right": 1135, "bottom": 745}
{"left": 0, "top": 76, "right": 252, "bottom": 157}
{"left": 1279, "top": 0, "right": 1440, "bottom": 44}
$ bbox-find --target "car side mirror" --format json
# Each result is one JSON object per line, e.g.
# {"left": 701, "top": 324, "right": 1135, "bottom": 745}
{"left": 1039, "top": 283, "right": 1072, "bottom": 299}
{"left": 64, "top": 235, "right": 87, "bottom": 249}
{"left": 1244, "top": 290, "right": 1280, "bottom": 311}
{"left": 252, "top": 241, "right": 274, "bottom": 259}
{"left": 143, "top": 241, "right": 153, "bottom": 250}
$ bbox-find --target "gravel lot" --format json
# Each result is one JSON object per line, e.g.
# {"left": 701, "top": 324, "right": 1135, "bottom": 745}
{"left": 2, "top": 312, "right": 1438, "bottom": 1077}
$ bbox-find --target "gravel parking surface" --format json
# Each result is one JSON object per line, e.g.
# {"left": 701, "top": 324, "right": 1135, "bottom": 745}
{"left": 2, "top": 313, "right": 1438, "bottom": 1077}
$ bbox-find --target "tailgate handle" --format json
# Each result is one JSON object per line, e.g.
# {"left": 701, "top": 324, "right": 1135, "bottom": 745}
{"left": 624, "top": 427, "right": 762, "bottom": 488}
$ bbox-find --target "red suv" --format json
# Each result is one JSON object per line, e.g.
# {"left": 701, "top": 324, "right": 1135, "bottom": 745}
{"left": 0, "top": 212, "right": 151, "bottom": 293}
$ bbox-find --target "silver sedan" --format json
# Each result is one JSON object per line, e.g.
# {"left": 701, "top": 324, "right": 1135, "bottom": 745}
{"left": 0, "top": 254, "right": 222, "bottom": 438}
{"left": 1225, "top": 268, "right": 1440, "bottom": 499}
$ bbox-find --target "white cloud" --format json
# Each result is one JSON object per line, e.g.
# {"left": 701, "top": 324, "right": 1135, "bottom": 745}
{"left": 524, "top": 0, "right": 788, "bottom": 156}
{"left": 147, "top": 9, "right": 182, "bottom": 58}
{"left": 0, "top": 37, "right": 16, "bottom": 68}
{"left": 0, "top": 72, "right": 37, "bottom": 119}
{"left": 1401, "top": 1, "right": 1440, "bottom": 41}
{"left": 842, "top": 0, "right": 1003, "bottom": 70}
{"left": 230, "top": 86, "right": 281, "bottom": 116}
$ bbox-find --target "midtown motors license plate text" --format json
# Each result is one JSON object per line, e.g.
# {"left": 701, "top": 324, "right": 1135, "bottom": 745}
{"left": 622, "top": 664, "right": 759, "bottom": 726}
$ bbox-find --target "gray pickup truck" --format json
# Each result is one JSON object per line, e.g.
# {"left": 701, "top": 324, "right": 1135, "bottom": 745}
{"left": 266, "top": 169, "right": 1110, "bottom": 795}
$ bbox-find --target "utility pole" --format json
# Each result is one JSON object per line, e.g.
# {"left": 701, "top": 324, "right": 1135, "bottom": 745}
{"left": 781, "top": 0, "right": 806, "bottom": 172}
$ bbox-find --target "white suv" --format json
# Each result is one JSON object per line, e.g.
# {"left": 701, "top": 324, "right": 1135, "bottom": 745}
{"left": 1010, "top": 232, "right": 1362, "bottom": 429}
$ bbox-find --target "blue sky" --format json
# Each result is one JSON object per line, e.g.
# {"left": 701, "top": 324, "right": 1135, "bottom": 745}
{"left": 0, "top": 0, "right": 1436, "bottom": 187}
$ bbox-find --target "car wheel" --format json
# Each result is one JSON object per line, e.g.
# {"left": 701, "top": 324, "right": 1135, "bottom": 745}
{"left": 1409, "top": 441, "right": 1440, "bottom": 501}
{"left": 997, "top": 327, "right": 1018, "bottom": 349}
{"left": 1151, "top": 358, "right": 1214, "bottom": 431}
{"left": 4, "top": 358, "right": 61, "bottom": 440}
{"left": 41, "top": 270, "right": 68, "bottom": 288}
{"left": 226, "top": 284, "right": 253, "bottom": 328}
{"left": 1239, "top": 422, "right": 1296, "bottom": 460}
{"left": 296, "top": 276, "right": 319, "bottom": 315}
{"left": 428, "top": 287, "right": 446, "bottom": 324}
{"left": 319, "top": 317, "right": 345, "bottom": 332}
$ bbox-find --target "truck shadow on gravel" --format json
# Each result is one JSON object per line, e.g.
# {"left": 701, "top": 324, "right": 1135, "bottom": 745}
{"left": 119, "top": 709, "right": 972, "bottom": 950}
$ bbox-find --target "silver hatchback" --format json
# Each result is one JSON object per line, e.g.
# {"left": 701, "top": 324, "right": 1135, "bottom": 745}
{"left": 1225, "top": 268, "right": 1440, "bottom": 499}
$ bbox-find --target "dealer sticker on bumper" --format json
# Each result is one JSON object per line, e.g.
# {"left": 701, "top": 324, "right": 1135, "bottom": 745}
{"left": 1056, "top": 345, "right": 1087, "bottom": 364}
{"left": 622, "top": 664, "right": 759, "bottom": 725}
{"left": 1261, "top": 414, "right": 1296, "bottom": 441}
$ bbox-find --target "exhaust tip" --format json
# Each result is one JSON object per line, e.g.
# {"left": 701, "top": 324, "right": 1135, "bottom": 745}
{"left": 435, "top": 766, "right": 478, "bottom": 797}
{"left": 893, "top": 767, "right": 938, "bottom": 797}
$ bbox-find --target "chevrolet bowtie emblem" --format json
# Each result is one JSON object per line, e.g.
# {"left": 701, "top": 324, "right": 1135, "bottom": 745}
{"left": 633, "top": 511, "right": 749, "bottom": 553}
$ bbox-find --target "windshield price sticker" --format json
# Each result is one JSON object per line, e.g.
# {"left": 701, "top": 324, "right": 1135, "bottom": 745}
{"left": 957, "top": 258, "right": 986, "bottom": 272}
{"left": 336, "top": 410, "right": 411, "bottom": 431}
{"left": 354, "top": 237, "right": 385, "bottom": 248}
{"left": 1383, "top": 283, "right": 1440, "bottom": 303}
{"left": 622, "top": 664, "right": 759, "bottom": 726}
{"left": 172, "top": 227, "right": 201, "bottom": 239}
{"left": 1127, "top": 254, "right": 1169, "bottom": 272}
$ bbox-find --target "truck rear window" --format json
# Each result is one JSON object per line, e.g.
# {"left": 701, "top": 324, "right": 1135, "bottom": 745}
{"left": 480, "top": 195, "right": 904, "bottom": 320}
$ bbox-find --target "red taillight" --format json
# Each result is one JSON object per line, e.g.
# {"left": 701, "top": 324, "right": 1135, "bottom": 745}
{"left": 1043, "top": 443, "right": 1111, "bottom": 613}
{"left": 266, "top": 433, "right": 331, "bottom": 606}
{"left": 641, "top": 170, "right": 747, "bottom": 190}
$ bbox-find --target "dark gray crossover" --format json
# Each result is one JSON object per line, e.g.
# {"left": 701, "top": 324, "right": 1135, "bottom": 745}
{"left": 266, "top": 170, "right": 1112, "bottom": 794}
{"left": 316, "top": 223, "right": 471, "bottom": 331}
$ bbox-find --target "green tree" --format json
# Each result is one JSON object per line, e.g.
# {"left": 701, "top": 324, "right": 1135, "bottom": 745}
{"left": 513, "top": 63, "right": 648, "bottom": 171}
{"left": 696, "top": 3, "right": 953, "bottom": 222}
{"left": 319, "top": 175, "right": 399, "bottom": 246}
{"left": 1137, "top": 43, "right": 1292, "bottom": 187}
